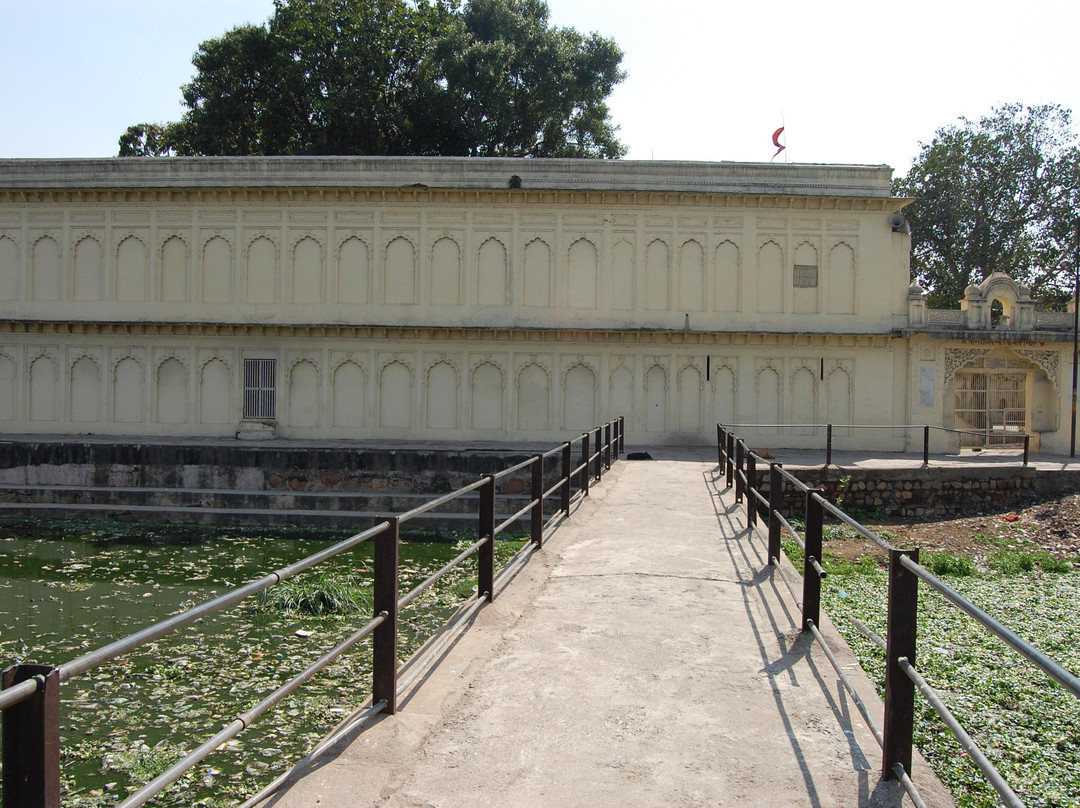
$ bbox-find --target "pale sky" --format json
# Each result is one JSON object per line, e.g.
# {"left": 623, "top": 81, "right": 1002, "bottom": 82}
{"left": 3, "top": 0, "right": 1078, "bottom": 178}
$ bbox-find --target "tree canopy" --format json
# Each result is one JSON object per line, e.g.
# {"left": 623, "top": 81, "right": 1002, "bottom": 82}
{"left": 894, "top": 103, "right": 1080, "bottom": 308}
{"left": 119, "top": 0, "right": 626, "bottom": 159}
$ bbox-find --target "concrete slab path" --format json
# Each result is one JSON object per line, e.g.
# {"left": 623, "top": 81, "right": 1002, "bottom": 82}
{"left": 256, "top": 449, "right": 955, "bottom": 808}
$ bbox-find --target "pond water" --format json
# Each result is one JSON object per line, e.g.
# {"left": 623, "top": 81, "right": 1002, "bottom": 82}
{"left": 0, "top": 527, "right": 494, "bottom": 807}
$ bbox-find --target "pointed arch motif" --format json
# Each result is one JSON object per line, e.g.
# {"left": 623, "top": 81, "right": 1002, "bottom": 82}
{"left": 73, "top": 235, "right": 103, "bottom": 301}
{"left": 562, "top": 361, "right": 597, "bottom": 431}
{"left": 471, "top": 360, "right": 504, "bottom": 430}
{"left": 567, "top": 238, "right": 598, "bottom": 310}
{"left": 677, "top": 239, "right": 704, "bottom": 312}
{"left": 245, "top": 235, "right": 278, "bottom": 303}
{"left": 516, "top": 362, "right": 550, "bottom": 431}
{"left": 202, "top": 235, "right": 232, "bottom": 303}
{"left": 332, "top": 359, "right": 366, "bottom": 427}
{"left": 384, "top": 236, "right": 417, "bottom": 304}
{"left": 116, "top": 235, "right": 149, "bottom": 302}
{"left": 292, "top": 236, "right": 324, "bottom": 304}
{"left": 756, "top": 241, "right": 783, "bottom": 314}
{"left": 0, "top": 235, "right": 20, "bottom": 300}
{"left": 337, "top": 235, "right": 370, "bottom": 303}
{"left": 156, "top": 357, "right": 188, "bottom": 424}
{"left": 713, "top": 240, "right": 740, "bottom": 312}
{"left": 523, "top": 237, "right": 552, "bottom": 307}
{"left": 477, "top": 237, "right": 508, "bottom": 306}
{"left": 31, "top": 235, "right": 61, "bottom": 301}
{"left": 160, "top": 235, "right": 190, "bottom": 302}
{"left": 645, "top": 239, "right": 670, "bottom": 311}
{"left": 430, "top": 236, "right": 462, "bottom": 305}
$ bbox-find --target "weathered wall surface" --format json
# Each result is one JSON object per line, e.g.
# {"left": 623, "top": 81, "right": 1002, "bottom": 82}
{"left": 0, "top": 157, "right": 918, "bottom": 448}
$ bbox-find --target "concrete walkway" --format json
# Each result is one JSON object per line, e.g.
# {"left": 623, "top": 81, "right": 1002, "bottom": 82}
{"left": 258, "top": 448, "right": 955, "bottom": 808}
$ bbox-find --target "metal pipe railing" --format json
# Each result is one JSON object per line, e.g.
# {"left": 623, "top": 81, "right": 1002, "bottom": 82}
{"left": 1, "top": 418, "right": 626, "bottom": 808}
{"left": 721, "top": 421, "right": 1077, "bottom": 806}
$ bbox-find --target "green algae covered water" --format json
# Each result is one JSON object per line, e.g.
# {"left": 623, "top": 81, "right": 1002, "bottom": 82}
{"left": 0, "top": 527, "right": 495, "bottom": 807}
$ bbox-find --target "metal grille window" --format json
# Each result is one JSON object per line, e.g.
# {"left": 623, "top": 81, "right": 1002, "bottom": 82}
{"left": 954, "top": 371, "right": 1027, "bottom": 447}
{"left": 243, "top": 359, "right": 277, "bottom": 420}
{"left": 793, "top": 264, "right": 819, "bottom": 288}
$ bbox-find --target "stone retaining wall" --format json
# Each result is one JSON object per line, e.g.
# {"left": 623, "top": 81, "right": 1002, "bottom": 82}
{"left": 753, "top": 465, "right": 1080, "bottom": 518}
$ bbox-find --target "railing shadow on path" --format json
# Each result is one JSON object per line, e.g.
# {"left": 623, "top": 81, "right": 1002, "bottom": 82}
{"left": 702, "top": 467, "right": 913, "bottom": 808}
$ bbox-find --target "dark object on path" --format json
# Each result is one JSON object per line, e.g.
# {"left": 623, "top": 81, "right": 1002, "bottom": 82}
{"left": 626, "top": 452, "right": 654, "bottom": 460}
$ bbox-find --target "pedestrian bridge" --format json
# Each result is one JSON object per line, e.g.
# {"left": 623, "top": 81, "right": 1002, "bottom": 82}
{"left": 251, "top": 447, "right": 954, "bottom": 808}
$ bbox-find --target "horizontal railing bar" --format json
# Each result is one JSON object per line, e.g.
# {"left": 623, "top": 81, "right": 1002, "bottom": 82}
{"left": 495, "top": 500, "right": 537, "bottom": 537}
{"left": 772, "top": 556, "right": 804, "bottom": 612}
{"left": 849, "top": 616, "right": 886, "bottom": 651}
{"left": 892, "top": 763, "right": 931, "bottom": 808}
{"left": 899, "top": 658, "right": 1024, "bottom": 808}
{"left": 237, "top": 700, "right": 388, "bottom": 808}
{"left": 396, "top": 598, "right": 486, "bottom": 695}
{"left": 119, "top": 613, "right": 387, "bottom": 808}
{"left": 58, "top": 521, "right": 390, "bottom": 683}
{"left": 0, "top": 674, "right": 40, "bottom": 711}
{"left": 399, "top": 539, "right": 485, "bottom": 610}
{"left": 543, "top": 479, "right": 565, "bottom": 500}
{"left": 542, "top": 445, "right": 565, "bottom": 459}
{"left": 397, "top": 478, "right": 489, "bottom": 523}
{"left": 775, "top": 464, "right": 811, "bottom": 492}
{"left": 806, "top": 620, "right": 883, "bottom": 749}
{"left": 808, "top": 556, "right": 827, "bottom": 580}
{"left": 900, "top": 555, "right": 1080, "bottom": 697}
{"left": 814, "top": 493, "right": 895, "bottom": 553}
{"left": 491, "top": 456, "right": 537, "bottom": 481}
{"left": 751, "top": 487, "right": 768, "bottom": 507}
{"left": 572, "top": 462, "right": 589, "bottom": 477}
{"left": 722, "top": 422, "right": 1033, "bottom": 441}
{"left": 774, "top": 511, "right": 804, "bottom": 552}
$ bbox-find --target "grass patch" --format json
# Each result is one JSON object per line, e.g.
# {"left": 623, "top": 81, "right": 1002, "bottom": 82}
{"left": 253, "top": 572, "right": 373, "bottom": 616}
{"left": 924, "top": 552, "right": 977, "bottom": 577}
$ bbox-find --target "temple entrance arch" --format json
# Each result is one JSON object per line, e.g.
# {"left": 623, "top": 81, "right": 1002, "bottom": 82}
{"left": 947, "top": 347, "right": 1057, "bottom": 450}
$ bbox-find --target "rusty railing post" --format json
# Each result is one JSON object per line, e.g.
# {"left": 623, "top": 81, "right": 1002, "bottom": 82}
{"left": 746, "top": 451, "right": 758, "bottom": 528}
{"left": 734, "top": 440, "right": 745, "bottom": 504}
{"left": 581, "top": 432, "right": 591, "bottom": 497}
{"left": 1023, "top": 434, "right": 1030, "bottom": 467}
{"left": 768, "top": 462, "right": 783, "bottom": 565}
{"left": 923, "top": 425, "right": 930, "bottom": 466}
{"left": 883, "top": 548, "right": 920, "bottom": 780}
{"left": 618, "top": 416, "right": 625, "bottom": 454}
{"left": 2, "top": 664, "right": 61, "bottom": 808}
{"left": 802, "top": 490, "right": 824, "bottom": 633}
{"left": 604, "top": 422, "right": 612, "bottom": 470}
{"left": 594, "top": 427, "right": 603, "bottom": 480}
{"left": 717, "top": 424, "right": 724, "bottom": 468}
{"left": 531, "top": 454, "right": 544, "bottom": 548}
{"left": 479, "top": 475, "right": 496, "bottom": 601}
{"left": 826, "top": 423, "right": 833, "bottom": 468}
{"left": 373, "top": 517, "right": 400, "bottom": 714}
{"left": 561, "top": 441, "right": 572, "bottom": 514}
{"left": 726, "top": 431, "right": 735, "bottom": 488}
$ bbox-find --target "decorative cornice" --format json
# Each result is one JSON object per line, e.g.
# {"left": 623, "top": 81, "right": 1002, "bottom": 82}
{"left": 0, "top": 318, "right": 895, "bottom": 348}
{"left": 0, "top": 157, "right": 898, "bottom": 199}
{"left": 0, "top": 187, "right": 904, "bottom": 211}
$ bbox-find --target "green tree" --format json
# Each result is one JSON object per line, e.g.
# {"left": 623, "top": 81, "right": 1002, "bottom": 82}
{"left": 894, "top": 104, "right": 1080, "bottom": 308}
{"left": 120, "top": 0, "right": 625, "bottom": 159}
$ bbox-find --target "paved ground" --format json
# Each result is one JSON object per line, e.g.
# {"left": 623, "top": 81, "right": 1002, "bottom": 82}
{"left": 252, "top": 447, "right": 955, "bottom": 808}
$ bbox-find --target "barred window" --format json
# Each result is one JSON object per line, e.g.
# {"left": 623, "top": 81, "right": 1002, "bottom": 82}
{"left": 793, "top": 264, "right": 819, "bottom": 288}
{"left": 243, "top": 358, "right": 277, "bottom": 420}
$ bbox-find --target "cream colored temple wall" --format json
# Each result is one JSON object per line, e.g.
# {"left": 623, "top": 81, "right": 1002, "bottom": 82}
{"left": 0, "top": 157, "right": 924, "bottom": 447}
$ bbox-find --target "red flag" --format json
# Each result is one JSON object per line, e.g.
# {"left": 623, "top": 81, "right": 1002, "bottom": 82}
{"left": 772, "top": 126, "right": 785, "bottom": 158}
